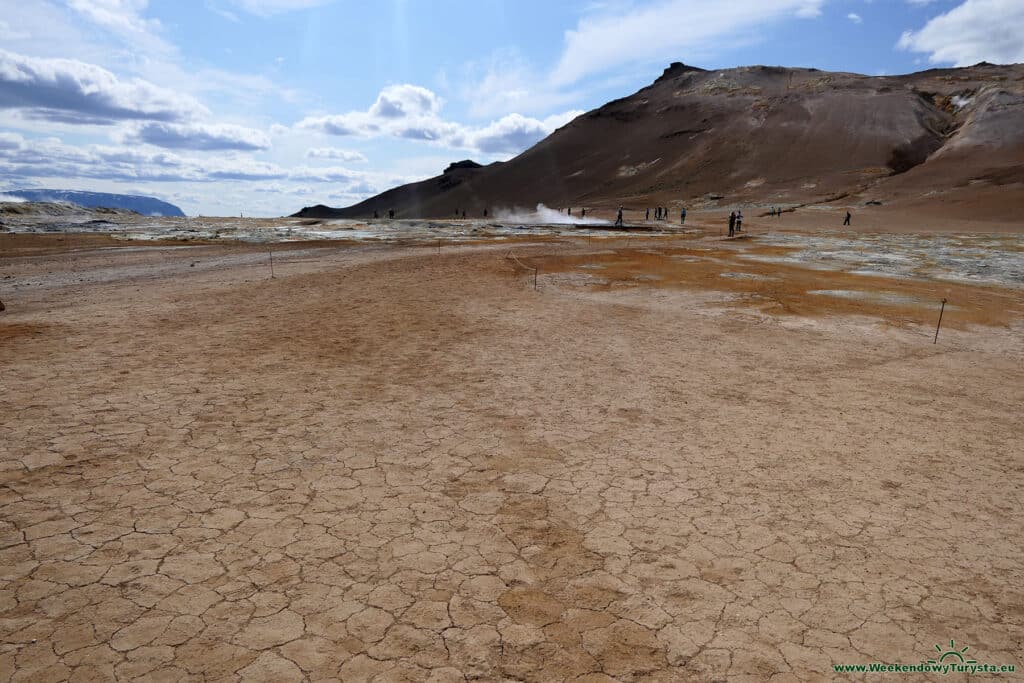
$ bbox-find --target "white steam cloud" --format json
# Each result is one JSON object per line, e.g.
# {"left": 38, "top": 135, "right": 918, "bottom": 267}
{"left": 494, "top": 203, "right": 608, "bottom": 225}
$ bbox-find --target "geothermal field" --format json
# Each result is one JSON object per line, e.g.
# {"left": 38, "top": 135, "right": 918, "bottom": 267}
{"left": 1, "top": 208, "right": 1022, "bottom": 681}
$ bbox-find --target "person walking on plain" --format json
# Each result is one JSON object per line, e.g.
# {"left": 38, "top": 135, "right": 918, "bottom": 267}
{"left": 728, "top": 211, "right": 736, "bottom": 237}
{"left": 680, "top": 207, "right": 687, "bottom": 225}
{"left": 843, "top": 211, "right": 851, "bottom": 226}
{"left": 616, "top": 206, "right": 624, "bottom": 227}
{"left": 736, "top": 211, "right": 743, "bottom": 232}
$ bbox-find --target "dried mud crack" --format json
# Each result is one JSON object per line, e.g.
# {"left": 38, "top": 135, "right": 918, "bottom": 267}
{"left": 1, "top": 235, "right": 1022, "bottom": 681}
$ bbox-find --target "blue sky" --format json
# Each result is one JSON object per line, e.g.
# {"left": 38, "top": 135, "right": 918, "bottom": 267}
{"left": 1, "top": 0, "right": 1022, "bottom": 216}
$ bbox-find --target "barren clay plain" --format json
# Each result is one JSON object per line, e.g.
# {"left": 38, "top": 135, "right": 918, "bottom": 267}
{"left": 1, "top": 215, "right": 1023, "bottom": 682}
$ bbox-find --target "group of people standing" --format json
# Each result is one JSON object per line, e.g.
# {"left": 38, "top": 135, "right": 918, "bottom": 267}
{"left": 613, "top": 205, "right": 689, "bottom": 227}
{"left": 728, "top": 210, "right": 743, "bottom": 237}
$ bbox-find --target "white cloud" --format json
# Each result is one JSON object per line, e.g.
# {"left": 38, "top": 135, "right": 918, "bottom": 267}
{"left": 0, "top": 133, "right": 395, "bottom": 195}
{"left": 897, "top": 0, "right": 1024, "bottom": 66}
{"left": 298, "top": 84, "right": 582, "bottom": 156}
{"left": 0, "top": 131, "right": 24, "bottom": 149}
{"left": 0, "top": 48, "right": 207, "bottom": 124}
{"left": 227, "top": 0, "right": 336, "bottom": 16}
{"left": 65, "top": 0, "right": 175, "bottom": 56}
{"left": 847, "top": 12, "right": 862, "bottom": 23}
{"left": 451, "top": 111, "right": 584, "bottom": 155}
{"left": 549, "top": 0, "right": 826, "bottom": 86}
{"left": 121, "top": 121, "right": 272, "bottom": 151}
{"left": 305, "top": 147, "right": 368, "bottom": 162}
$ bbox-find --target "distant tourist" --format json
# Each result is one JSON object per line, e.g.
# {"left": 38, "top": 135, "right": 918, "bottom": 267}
{"left": 646, "top": 208, "right": 650, "bottom": 220}
{"left": 615, "top": 206, "right": 624, "bottom": 227}
{"left": 461, "top": 210, "right": 466, "bottom": 218}
{"left": 388, "top": 209, "right": 395, "bottom": 219}
{"left": 728, "top": 211, "right": 736, "bottom": 237}
{"left": 843, "top": 211, "right": 851, "bottom": 226}
{"left": 568, "top": 207, "right": 572, "bottom": 216}
{"left": 581, "top": 208, "right": 586, "bottom": 217}
{"left": 373, "top": 210, "right": 379, "bottom": 219}
{"left": 736, "top": 211, "right": 743, "bottom": 232}
{"left": 483, "top": 208, "right": 488, "bottom": 218}
{"left": 680, "top": 207, "right": 687, "bottom": 225}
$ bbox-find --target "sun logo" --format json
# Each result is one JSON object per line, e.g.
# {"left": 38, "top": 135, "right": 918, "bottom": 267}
{"left": 926, "top": 639, "right": 977, "bottom": 667}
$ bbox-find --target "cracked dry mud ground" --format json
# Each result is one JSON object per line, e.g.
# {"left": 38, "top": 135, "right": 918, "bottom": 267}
{"left": 1, "top": 237, "right": 1022, "bottom": 682}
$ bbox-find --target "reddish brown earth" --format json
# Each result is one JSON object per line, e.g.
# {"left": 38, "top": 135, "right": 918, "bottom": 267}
{"left": 1, "top": 229, "right": 1022, "bottom": 681}
{"left": 296, "top": 62, "right": 1024, "bottom": 225}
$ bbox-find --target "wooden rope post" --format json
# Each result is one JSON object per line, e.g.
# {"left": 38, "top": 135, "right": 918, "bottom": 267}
{"left": 934, "top": 298, "right": 947, "bottom": 344}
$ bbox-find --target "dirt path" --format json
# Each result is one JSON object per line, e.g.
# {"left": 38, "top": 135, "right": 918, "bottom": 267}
{"left": 1, "top": 237, "right": 1022, "bottom": 681}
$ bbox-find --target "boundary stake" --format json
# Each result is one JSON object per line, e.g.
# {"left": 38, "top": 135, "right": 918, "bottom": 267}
{"left": 934, "top": 298, "right": 947, "bottom": 344}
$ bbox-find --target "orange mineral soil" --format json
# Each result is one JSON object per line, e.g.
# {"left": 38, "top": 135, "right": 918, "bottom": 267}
{"left": 1, "top": 229, "right": 1022, "bottom": 681}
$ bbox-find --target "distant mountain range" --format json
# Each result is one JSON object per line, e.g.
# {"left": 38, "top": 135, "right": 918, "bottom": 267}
{"left": 294, "top": 61, "right": 1024, "bottom": 223}
{"left": 4, "top": 190, "right": 185, "bottom": 217}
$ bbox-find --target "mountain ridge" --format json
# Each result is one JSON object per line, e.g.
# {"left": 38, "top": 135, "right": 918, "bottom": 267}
{"left": 5, "top": 190, "right": 185, "bottom": 217}
{"left": 293, "top": 61, "right": 1024, "bottom": 221}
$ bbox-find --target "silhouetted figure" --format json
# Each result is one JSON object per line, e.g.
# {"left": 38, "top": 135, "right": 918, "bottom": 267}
{"left": 461, "top": 210, "right": 466, "bottom": 218}
{"left": 483, "top": 209, "right": 488, "bottom": 218}
{"left": 728, "top": 211, "right": 736, "bottom": 237}
{"left": 373, "top": 210, "right": 379, "bottom": 219}
{"left": 736, "top": 211, "right": 743, "bottom": 232}
{"left": 455, "top": 209, "right": 459, "bottom": 217}
{"left": 388, "top": 209, "right": 395, "bottom": 219}
{"left": 615, "top": 206, "right": 624, "bottom": 227}
{"left": 581, "top": 208, "right": 586, "bottom": 217}
{"left": 568, "top": 207, "right": 572, "bottom": 216}
{"left": 843, "top": 211, "right": 851, "bottom": 226}
{"left": 680, "top": 207, "right": 687, "bottom": 225}
{"left": 646, "top": 208, "right": 650, "bottom": 220}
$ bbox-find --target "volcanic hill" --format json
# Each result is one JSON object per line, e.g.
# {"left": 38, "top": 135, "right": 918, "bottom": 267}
{"left": 294, "top": 62, "right": 1024, "bottom": 221}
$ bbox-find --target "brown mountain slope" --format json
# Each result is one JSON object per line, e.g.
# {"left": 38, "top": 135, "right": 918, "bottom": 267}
{"left": 293, "top": 62, "right": 1024, "bottom": 220}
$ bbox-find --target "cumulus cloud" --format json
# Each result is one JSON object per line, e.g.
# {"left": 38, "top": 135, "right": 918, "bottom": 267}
{"left": 451, "top": 111, "right": 584, "bottom": 155}
{"left": 305, "top": 147, "right": 368, "bottom": 162}
{"left": 298, "top": 85, "right": 449, "bottom": 138}
{"left": 122, "top": 121, "right": 271, "bottom": 151}
{"left": 0, "top": 48, "right": 206, "bottom": 124}
{"left": 298, "top": 84, "right": 581, "bottom": 156}
{"left": 549, "top": 0, "right": 825, "bottom": 86}
{"left": 897, "top": 0, "right": 1024, "bottom": 66}
{"left": 847, "top": 12, "right": 862, "bottom": 23}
